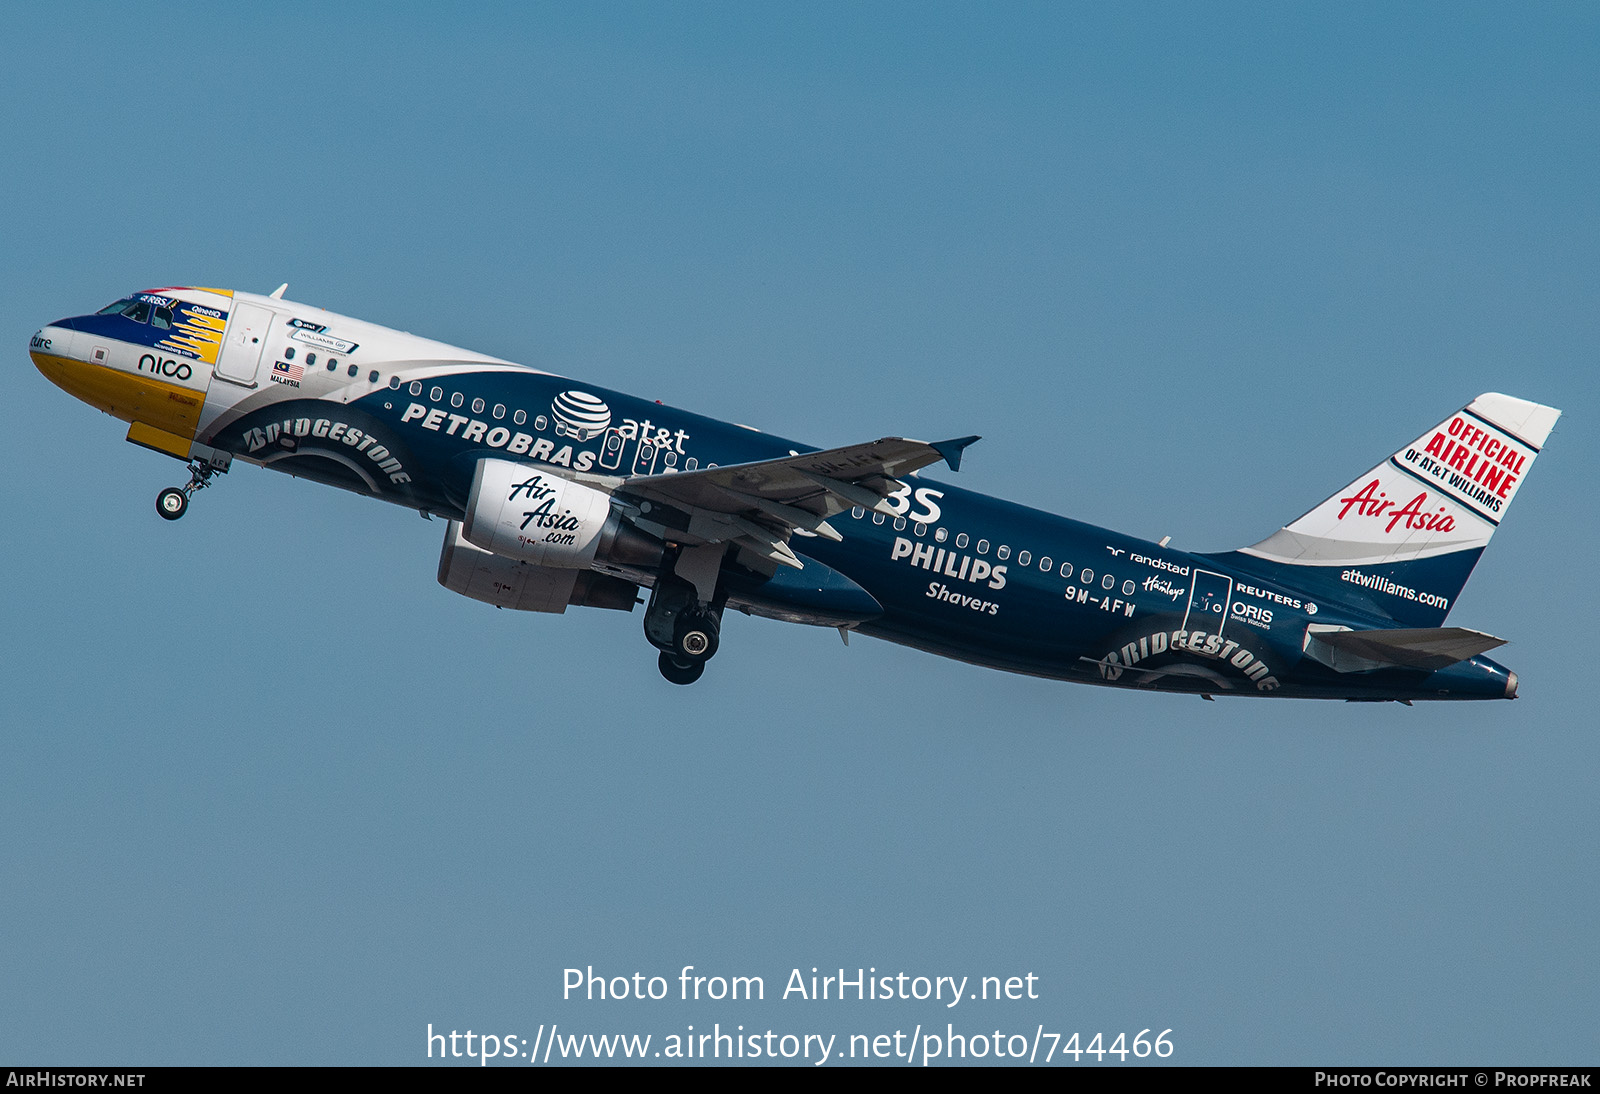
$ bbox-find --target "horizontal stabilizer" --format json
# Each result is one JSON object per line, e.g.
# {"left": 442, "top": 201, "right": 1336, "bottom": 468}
{"left": 1303, "top": 625, "right": 1505, "bottom": 674}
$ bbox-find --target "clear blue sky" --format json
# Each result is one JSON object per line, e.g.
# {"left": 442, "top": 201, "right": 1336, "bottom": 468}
{"left": 1, "top": 1, "right": 1594, "bottom": 1065}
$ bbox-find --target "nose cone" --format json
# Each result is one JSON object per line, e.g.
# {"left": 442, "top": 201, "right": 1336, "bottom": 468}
{"left": 29, "top": 324, "right": 78, "bottom": 376}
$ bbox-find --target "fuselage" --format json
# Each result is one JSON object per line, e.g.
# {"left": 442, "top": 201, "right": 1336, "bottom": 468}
{"left": 31, "top": 287, "right": 1520, "bottom": 700}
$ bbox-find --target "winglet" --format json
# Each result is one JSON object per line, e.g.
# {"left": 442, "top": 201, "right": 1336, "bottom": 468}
{"left": 269, "top": 283, "right": 288, "bottom": 300}
{"left": 930, "top": 435, "right": 981, "bottom": 472}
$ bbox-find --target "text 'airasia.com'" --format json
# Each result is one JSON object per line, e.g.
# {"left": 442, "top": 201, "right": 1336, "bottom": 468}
{"left": 426, "top": 965, "right": 1175, "bottom": 1066}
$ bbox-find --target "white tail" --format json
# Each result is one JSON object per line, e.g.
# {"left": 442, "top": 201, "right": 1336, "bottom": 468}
{"left": 1241, "top": 393, "right": 1560, "bottom": 571}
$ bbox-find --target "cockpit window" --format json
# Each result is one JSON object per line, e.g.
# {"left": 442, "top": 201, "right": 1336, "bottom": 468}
{"left": 151, "top": 305, "right": 173, "bottom": 330}
{"left": 96, "top": 298, "right": 134, "bottom": 315}
{"left": 121, "top": 301, "right": 151, "bottom": 323}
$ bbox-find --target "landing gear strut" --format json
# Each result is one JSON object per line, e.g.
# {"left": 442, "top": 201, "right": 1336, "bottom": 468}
{"left": 155, "top": 457, "right": 221, "bottom": 521}
{"left": 645, "top": 565, "right": 725, "bottom": 685}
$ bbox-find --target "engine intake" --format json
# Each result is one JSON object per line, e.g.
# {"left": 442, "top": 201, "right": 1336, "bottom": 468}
{"left": 463, "top": 458, "right": 614, "bottom": 567}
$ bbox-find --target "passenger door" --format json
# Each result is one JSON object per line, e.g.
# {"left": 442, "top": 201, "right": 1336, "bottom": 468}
{"left": 215, "top": 302, "right": 275, "bottom": 386}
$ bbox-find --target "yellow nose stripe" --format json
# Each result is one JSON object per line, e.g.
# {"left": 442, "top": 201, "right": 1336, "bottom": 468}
{"left": 32, "top": 351, "right": 206, "bottom": 439}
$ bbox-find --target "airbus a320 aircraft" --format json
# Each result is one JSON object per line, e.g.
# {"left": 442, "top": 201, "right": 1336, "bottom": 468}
{"left": 31, "top": 286, "right": 1560, "bottom": 698}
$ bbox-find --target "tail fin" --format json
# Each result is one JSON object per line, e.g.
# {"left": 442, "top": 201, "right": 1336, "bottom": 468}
{"left": 1226, "top": 393, "right": 1560, "bottom": 627}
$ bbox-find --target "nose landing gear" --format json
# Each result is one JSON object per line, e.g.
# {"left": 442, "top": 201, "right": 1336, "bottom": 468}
{"left": 155, "top": 456, "right": 225, "bottom": 521}
{"left": 155, "top": 487, "right": 189, "bottom": 520}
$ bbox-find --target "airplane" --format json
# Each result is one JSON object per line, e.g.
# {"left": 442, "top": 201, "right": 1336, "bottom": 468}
{"left": 30, "top": 285, "right": 1561, "bottom": 699}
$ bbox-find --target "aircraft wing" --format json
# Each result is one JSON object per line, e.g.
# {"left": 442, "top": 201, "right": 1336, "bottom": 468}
{"left": 613, "top": 435, "right": 979, "bottom": 569}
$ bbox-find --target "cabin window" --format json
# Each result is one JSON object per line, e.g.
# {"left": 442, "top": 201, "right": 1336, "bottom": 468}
{"left": 409, "top": 381, "right": 422, "bottom": 396}
{"left": 872, "top": 513, "right": 885, "bottom": 525}
{"left": 1017, "top": 550, "right": 1030, "bottom": 567}
{"left": 663, "top": 451, "right": 678, "bottom": 467}
{"left": 328, "top": 358, "right": 338, "bottom": 369}
{"left": 997, "top": 545, "right": 1010, "bottom": 560}
{"left": 306, "top": 353, "right": 316, "bottom": 366}
{"left": 891, "top": 517, "right": 904, "bottom": 531}
{"left": 685, "top": 458, "right": 698, "bottom": 471}
{"left": 976, "top": 539, "right": 989, "bottom": 555}
{"left": 1039, "top": 556, "right": 1052, "bottom": 572}
{"left": 369, "top": 371, "right": 379, "bottom": 383}
{"left": 1122, "top": 580, "right": 1135, "bottom": 596}
{"left": 1080, "top": 568, "right": 1093, "bottom": 584}
{"left": 534, "top": 415, "right": 548, "bottom": 431}
{"left": 430, "top": 386, "right": 443, "bottom": 401}
{"left": 492, "top": 404, "right": 505, "bottom": 419}
{"left": 1102, "top": 574, "right": 1115, "bottom": 590}
{"left": 389, "top": 376, "right": 402, "bottom": 390}
{"left": 283, "top": 347, "right": 295, "bottom": 360}
{"left": 450, "top": 392, "right": 464, "bottom": 408}
{"left": 851, "top": 506, "right": 864, "bottom": 519}
{"left": 513, "top": 410, "right": 526, "bottom": 425}
{"left": 913, "top": 522, "right": 926, "bottom": 537}
{"left": 348, "top": 365, "right": 359, "bottom": 377}
{"left": 934, "top": 527, "right": 948, "bottom": 542}
{"left": 1060, "top": 562, "right": 1073, "bottom": 578}
{"left": 472, "top": 397, "right": 485, "bottom": 414}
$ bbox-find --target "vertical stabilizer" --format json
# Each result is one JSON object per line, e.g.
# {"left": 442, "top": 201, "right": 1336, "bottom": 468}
{"left": 1230, "top": 393, "right": 1560, "bottom": 626}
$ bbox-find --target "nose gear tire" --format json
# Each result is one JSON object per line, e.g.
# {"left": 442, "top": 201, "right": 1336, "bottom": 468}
{"left": 156, "top": 488, "right": 188, "bottom": 520}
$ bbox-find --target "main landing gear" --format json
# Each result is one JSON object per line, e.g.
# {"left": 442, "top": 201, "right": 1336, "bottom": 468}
{"left": 658, "top": 650, "right": 706, "bottom": 686}
{"left": 155, "top": 457, "right": 223, "bottom": 521}
{"left": 644, "top": 562, "right": 725, "bottom": 686}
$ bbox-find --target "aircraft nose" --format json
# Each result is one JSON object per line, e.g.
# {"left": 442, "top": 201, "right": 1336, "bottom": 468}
{"left": 29, "top": 323, "right": 76, "bottom": 367}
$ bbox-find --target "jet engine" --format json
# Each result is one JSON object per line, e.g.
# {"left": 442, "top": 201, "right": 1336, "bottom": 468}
{"left": 462, "top": 458, "right": 616, "bottom": 567}
{"left": 443, "top": 458, "right": 666, "bottom": 614}
{"left": 438, "top": 520, "right": 640, "bottom": 614}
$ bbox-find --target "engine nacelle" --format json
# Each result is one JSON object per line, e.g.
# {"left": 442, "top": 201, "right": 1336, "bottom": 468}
{"left": 439, "top": 520, "right": 639, "bottom": 613}
{"left": 463, "top": 458, "right": 613, "bottom": 567}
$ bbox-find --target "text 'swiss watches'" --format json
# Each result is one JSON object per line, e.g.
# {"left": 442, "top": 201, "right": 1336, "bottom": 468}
{"left": 32, "top": 286, "right": 1560, "bottom": 697}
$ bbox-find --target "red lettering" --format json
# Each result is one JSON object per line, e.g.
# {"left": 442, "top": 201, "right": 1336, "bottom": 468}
{"left": 1424, "top": 432, "right": 1447, "bottom": 458}
{"left": 1337, "top": 479, "right": 1387, "bottom": 520}
{"left": 1387, "top": 493, "right": 1426, "bottom": 533}
{"left": 1383, "top": 492, "right": 1456, "bottom": 534}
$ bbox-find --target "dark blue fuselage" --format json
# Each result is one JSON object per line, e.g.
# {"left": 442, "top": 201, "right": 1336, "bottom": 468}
{"left": 204, "top": 364, "right": 1514, "bottom": 701}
